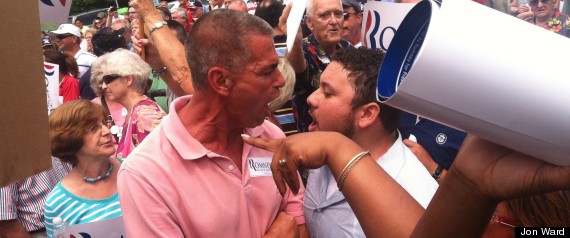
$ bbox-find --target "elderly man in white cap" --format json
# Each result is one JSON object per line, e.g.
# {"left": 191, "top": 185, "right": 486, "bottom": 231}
{"left": 51, "top": 24, "right": 96, "bottom": 78}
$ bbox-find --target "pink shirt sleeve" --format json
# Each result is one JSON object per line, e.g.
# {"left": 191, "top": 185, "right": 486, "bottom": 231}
{"left": 280, "top": 173, "right": 307, "bottom": 225}
{"left": 117, "top": 168, "right": 185, "bottom": 237}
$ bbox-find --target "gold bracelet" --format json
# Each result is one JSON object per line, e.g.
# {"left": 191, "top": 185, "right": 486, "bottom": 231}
{"left": 337, "top": 151, "right": 370, "bottom": 191}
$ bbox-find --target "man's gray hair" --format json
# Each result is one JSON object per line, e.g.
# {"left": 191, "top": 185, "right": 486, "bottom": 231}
{"left": 91, "top": 49, "right": 151, "bottom": 94}
{"left": 306, "top": 0, "right": 343, "bottom": 18}
{"left": 185, "top": 9, "right": 274, "bottom": 90}
{"left": 112, "top": 19, "right": 131, "bottom": 31}
{"left": 173, "top": 7, "right": 189, "bottom": 19}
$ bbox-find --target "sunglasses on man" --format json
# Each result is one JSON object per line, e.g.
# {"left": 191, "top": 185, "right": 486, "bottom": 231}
{"left": 529, "top": 0, "right": 551, "bottom": 6}
{"left": 343, "top": 12, "right": 358, "bottom": 20}
{"left": 55, "top": 34, "right": 75, "bottom": 40}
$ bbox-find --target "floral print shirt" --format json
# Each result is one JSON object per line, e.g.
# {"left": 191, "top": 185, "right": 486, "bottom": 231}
{"left": 116, "top": 97, "right": 165, "bottom": 159}
{"left": 526, "top": 10, "right": 570, "bottom": 38}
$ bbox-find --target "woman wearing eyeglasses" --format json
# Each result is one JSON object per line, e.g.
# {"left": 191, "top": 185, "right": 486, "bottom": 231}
{"left": 44, "top": 100, "right": 124, "bottom": 238}
{"left": 525, "top": 0, "right": 570, "bottom": 37}
{"left": 92, "top": 49, "right": 165, "bottom": 159}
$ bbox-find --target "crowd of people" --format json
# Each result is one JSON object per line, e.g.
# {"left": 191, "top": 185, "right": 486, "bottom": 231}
{"left": 1, "top": 0, "right": 569, "bottom": 237}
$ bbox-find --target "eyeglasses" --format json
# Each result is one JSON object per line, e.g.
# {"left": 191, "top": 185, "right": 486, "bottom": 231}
{"left": 55, "top": 34, "right": 74, "bottom": 40}
{"left": 317, "top": 11, "right": 344, "bottom": 21}
{"left": 490, "top": 213, "right": 517, "bottom": 228}
{"left": 85, "top": 121, "right": 111, "bottom": 133}
{"left": 102, "top": 74, "right": 122, "bottom": 84}
{"left": 343, "top": 12, "right": 358, "bottom": 20}
{"left": 529, "top": 0, "right": 551, "bottom": 6}
{"left": 94, "top": 21, "right": 101, "bottom": 24}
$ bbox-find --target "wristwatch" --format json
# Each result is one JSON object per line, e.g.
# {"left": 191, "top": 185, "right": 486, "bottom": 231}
{"left": 149, "top": 21, "right": 167, "bottom": 34}
{"left": 432, "top": 164, "right": 444, "bottom": 180}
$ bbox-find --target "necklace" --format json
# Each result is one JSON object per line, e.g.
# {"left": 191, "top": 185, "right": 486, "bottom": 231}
{"left": 79, "top": 163, "right": 114, "bottom": 183}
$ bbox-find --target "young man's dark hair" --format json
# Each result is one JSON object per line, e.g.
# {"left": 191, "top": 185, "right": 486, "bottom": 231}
{"left": 157, "top": 6, "right": 172, "bottom": 20}
{"left": 91, "top": 27, "right": 128, "bottom": 57}
{"left": 333, "top": 47, "right": 400, "bottom": 133}
{"left": 166, "top": 20, "right": 187, "bottom": 43}
{"left": 254, "top": 0, "right": 285, "bottom": 28}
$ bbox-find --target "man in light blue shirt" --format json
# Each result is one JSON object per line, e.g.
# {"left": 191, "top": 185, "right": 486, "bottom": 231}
{"left": 303, "top": 47, "right": 438, "bottom": 237}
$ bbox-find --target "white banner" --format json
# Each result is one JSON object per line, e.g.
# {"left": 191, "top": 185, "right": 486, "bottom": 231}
{"left": 44, "top": 62, "right": 60, "bottom": 111}
{"left": 377, "top": 0, "right": 570, "bottom": 166}
{"left": 39, "top": 0, "right": 72, "bottom": 24}
{"left": 362, "top": 2, "right": 415, "bottom": 51}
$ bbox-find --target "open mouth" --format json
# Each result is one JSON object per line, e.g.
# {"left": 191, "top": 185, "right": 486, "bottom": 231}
{"left": 329, "top": 28, "right": 340, "bottom": 34}
{"left": 308, "top": 110, "right": 318, "bottom": 131}
{"left": 308, "top": 120, "right": 318, "bottom": 132}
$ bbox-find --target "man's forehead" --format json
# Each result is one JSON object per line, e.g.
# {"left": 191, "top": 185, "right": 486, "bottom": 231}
{"left": 321, "top": 62, "right": 350, "bottom": 84}
{"left": 315, "top": 0, "right": 342, "bottom": 11}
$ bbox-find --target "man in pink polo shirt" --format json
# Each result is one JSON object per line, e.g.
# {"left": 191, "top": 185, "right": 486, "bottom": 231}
{"left": 117, "top": 9, "right": 308, "bottom": 237}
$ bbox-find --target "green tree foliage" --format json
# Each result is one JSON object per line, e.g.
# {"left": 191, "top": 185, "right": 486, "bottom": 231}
{"left": 70, "top": 0, "right": 130, "bottom": 14}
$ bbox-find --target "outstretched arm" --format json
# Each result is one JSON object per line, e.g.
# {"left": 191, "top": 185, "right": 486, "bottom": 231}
{"left": 130, "top": 0, "right": 194, "bottom": 96}
{"left": 244, "top": 133, "right": 570, "bottom": 237}
{"left": 243, "top": 132, "right": 423, "bottom": 237}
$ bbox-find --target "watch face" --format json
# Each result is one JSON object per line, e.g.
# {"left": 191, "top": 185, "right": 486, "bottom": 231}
{"left": 150, "top": 22, "right": 166, "bottom": 33}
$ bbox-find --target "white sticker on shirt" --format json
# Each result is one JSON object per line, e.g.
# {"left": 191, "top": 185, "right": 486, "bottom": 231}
{"left": 248, "top": 157, "right": 273, "bottom": 177}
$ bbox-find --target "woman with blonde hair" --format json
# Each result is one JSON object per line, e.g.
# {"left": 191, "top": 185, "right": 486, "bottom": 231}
{"left": 84, "top": 28, "right": 97, "bottom": 53}
{"left": 268, "top": 58, "right": 298, "bottom": 136}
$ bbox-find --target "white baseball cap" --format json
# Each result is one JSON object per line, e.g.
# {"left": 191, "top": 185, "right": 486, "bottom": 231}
{"left": 51, "top": 24, "right": 81, "bottom": 37}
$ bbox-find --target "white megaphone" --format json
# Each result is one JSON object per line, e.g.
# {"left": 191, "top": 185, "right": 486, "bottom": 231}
{"left": 377, "top": 0, "right": 570, "bottom": 166}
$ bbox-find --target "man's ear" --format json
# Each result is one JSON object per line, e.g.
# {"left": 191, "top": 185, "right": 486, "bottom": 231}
{"left": 356, "top": 102, "right": 380, "bottom": 129}
{"left": 73, "top": 36, "right": 80, "bottom": 44}
{"left": 306, "top": 16, "right": 314, "bottom": 32}
{"left": 207, "top": 67, "right": 232, "bottom": 96}
{"left": 357, "top": 13, "right": 363, "bottom": 24}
